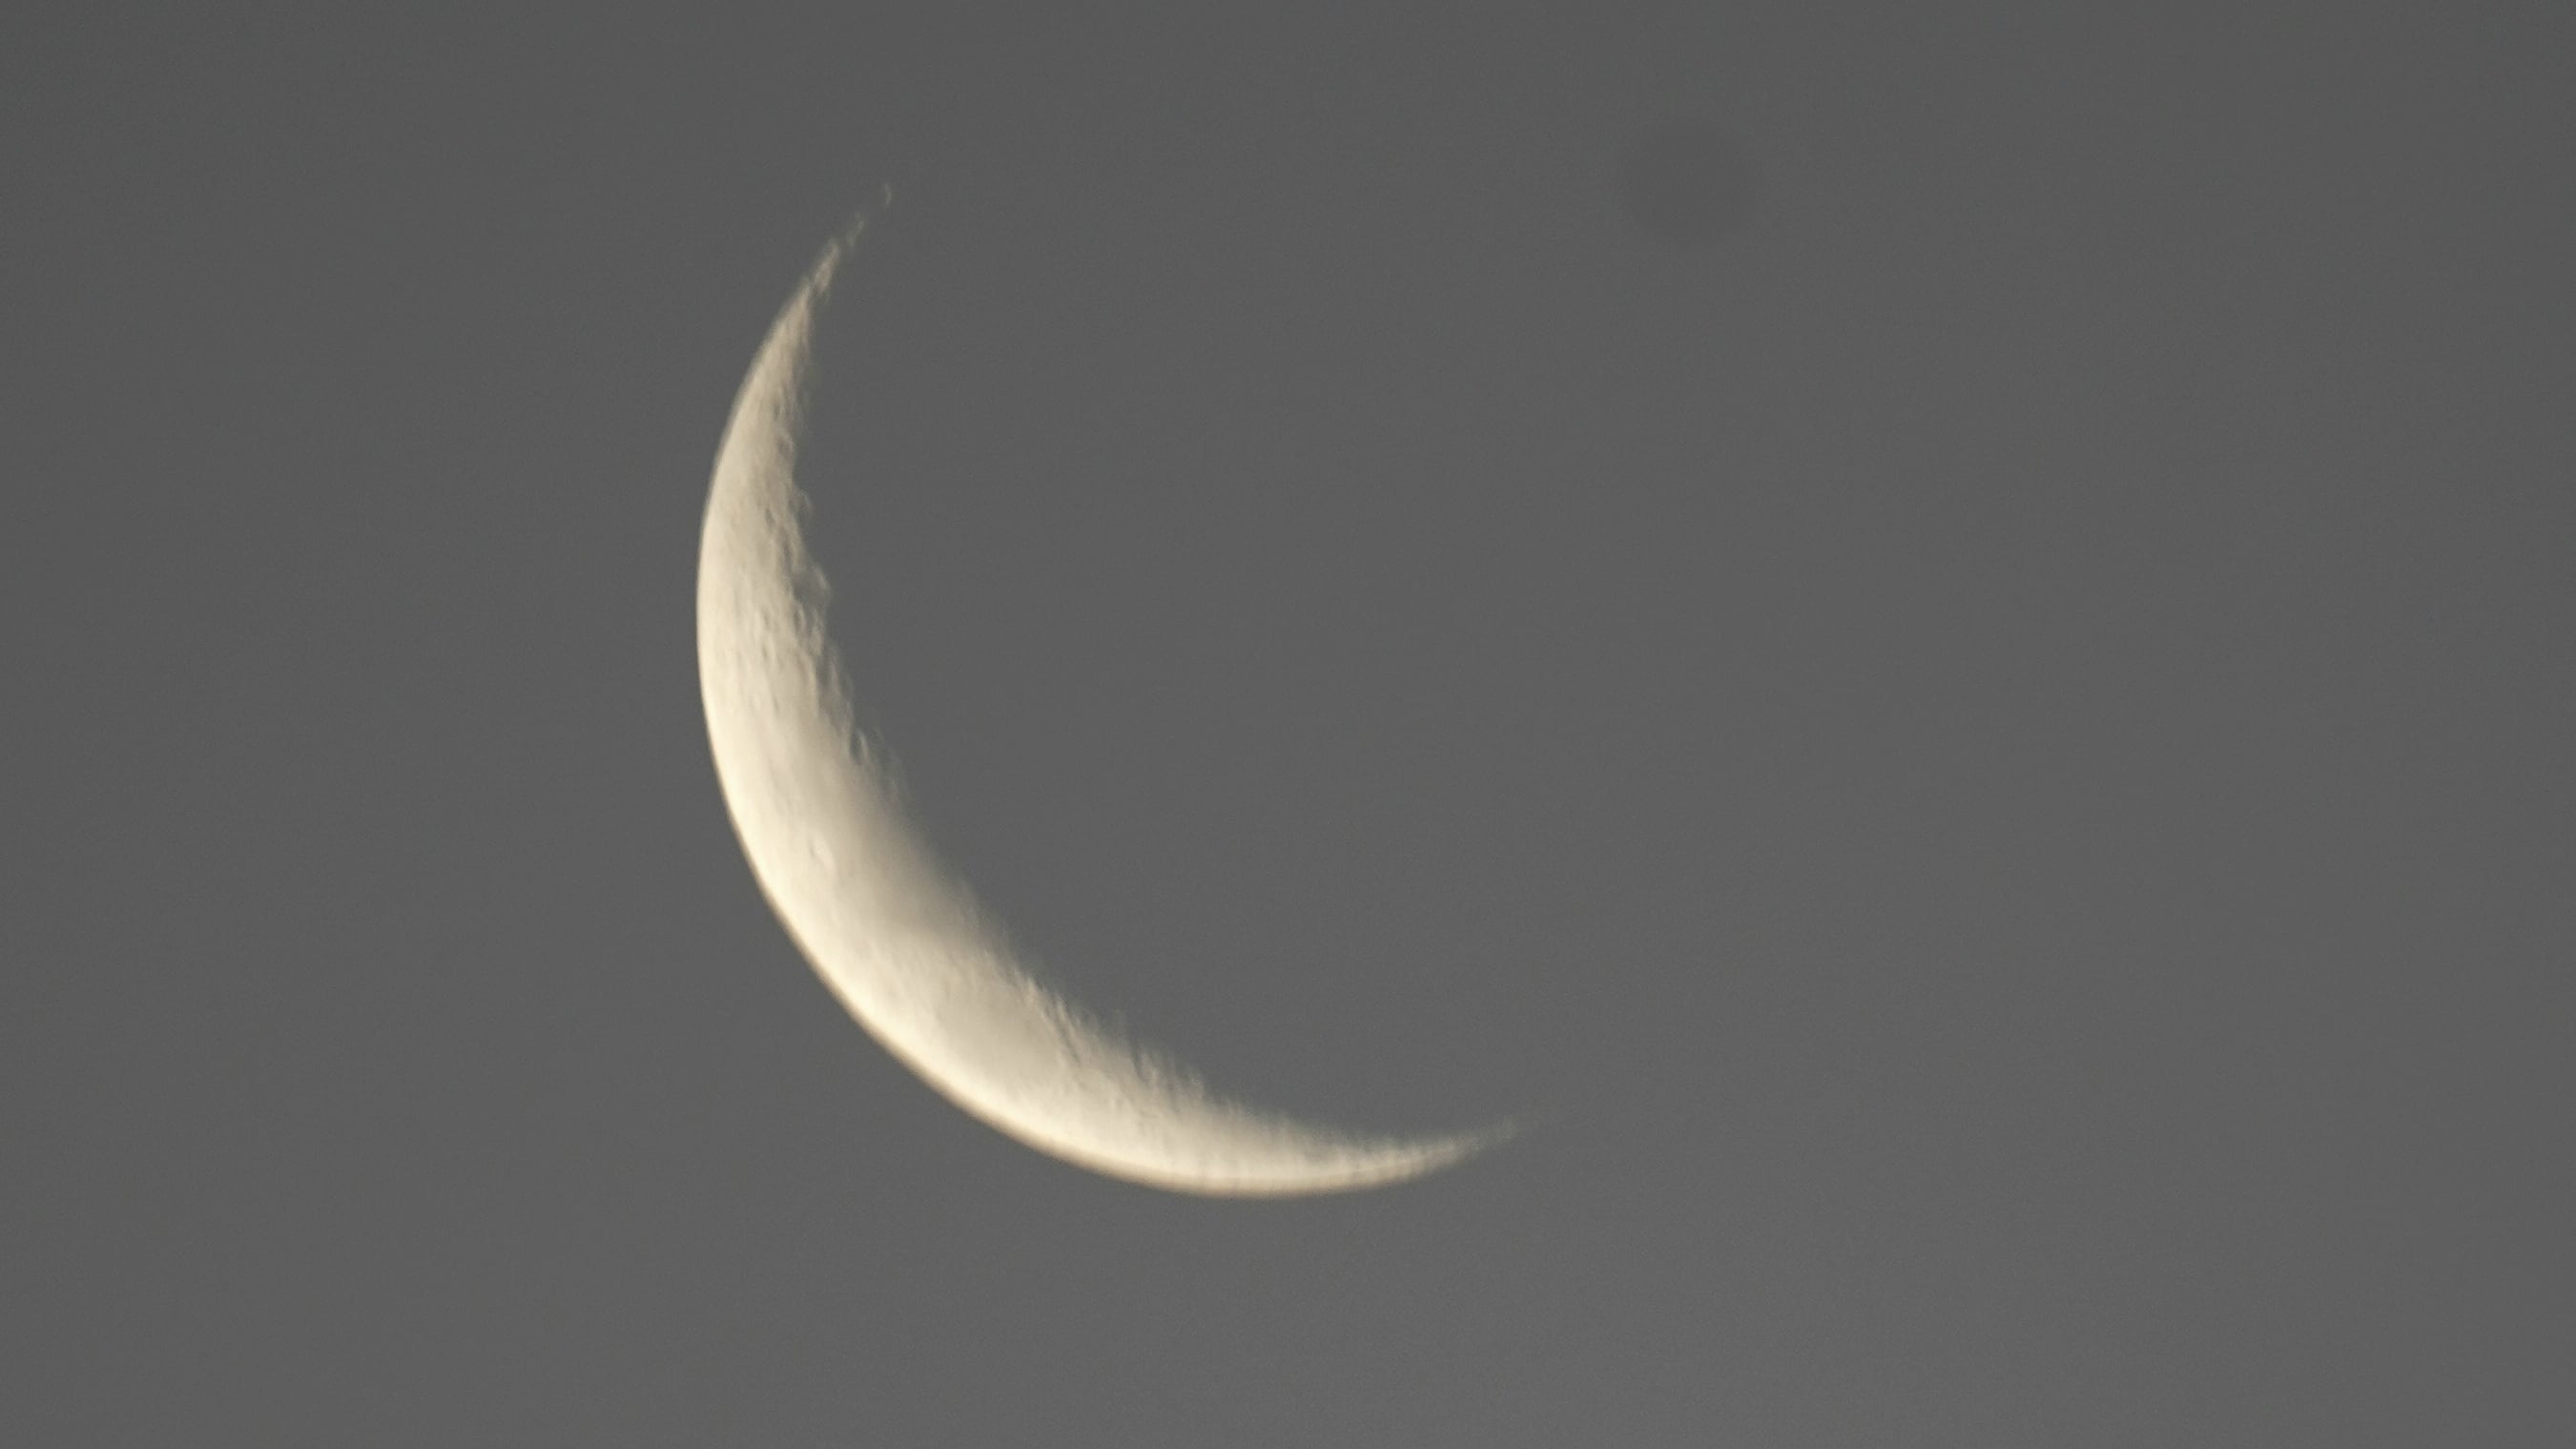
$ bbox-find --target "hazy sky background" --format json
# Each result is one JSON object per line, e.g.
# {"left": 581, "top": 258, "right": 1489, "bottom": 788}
{"left": 7, "top": 3, "right": 2570, "bottom": 1443}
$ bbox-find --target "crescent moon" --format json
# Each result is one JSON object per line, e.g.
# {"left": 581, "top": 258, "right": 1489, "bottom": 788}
{"left": 696, "top": 218, "right": 1511, "bottom": 1195}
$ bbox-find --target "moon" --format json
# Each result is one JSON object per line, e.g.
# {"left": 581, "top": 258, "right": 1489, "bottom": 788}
{"left": 696, "top": 218, "right": 1512, "bottom": 1196}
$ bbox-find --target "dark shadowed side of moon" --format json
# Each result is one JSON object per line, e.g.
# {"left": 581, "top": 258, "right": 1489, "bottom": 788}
{"left": 1614, "top": 119, "right": 1760, "bottom": 246}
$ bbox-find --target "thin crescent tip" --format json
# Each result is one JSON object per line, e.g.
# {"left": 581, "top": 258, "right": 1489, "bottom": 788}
{"left": 1448, "top": 1117, "right": 1526, "bottom": 1164}
{"left": 793, "top": 199, "right": 891, "bottom": 305}
{"left": 835, "top": 188, "right": 894, "bottom": 248}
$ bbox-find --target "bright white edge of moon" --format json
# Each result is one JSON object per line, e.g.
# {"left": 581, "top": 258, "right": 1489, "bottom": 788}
{"left": 696, "top": 218, "right": 1513, "bottom": 1196}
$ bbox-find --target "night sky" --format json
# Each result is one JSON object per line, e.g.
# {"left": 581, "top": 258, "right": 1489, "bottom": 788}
{"left": 8, "top": 4, "right": 2571, "bottom": 1443}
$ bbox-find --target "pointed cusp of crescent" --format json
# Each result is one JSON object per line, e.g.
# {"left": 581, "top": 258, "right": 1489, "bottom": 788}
{"left": 695, "top": 221, "right": 1512, "bottom": 1195}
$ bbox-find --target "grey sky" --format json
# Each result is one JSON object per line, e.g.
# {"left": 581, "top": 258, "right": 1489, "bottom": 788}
{"left": 7, "top": 3, "right": 2569, "bottom": 1444}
